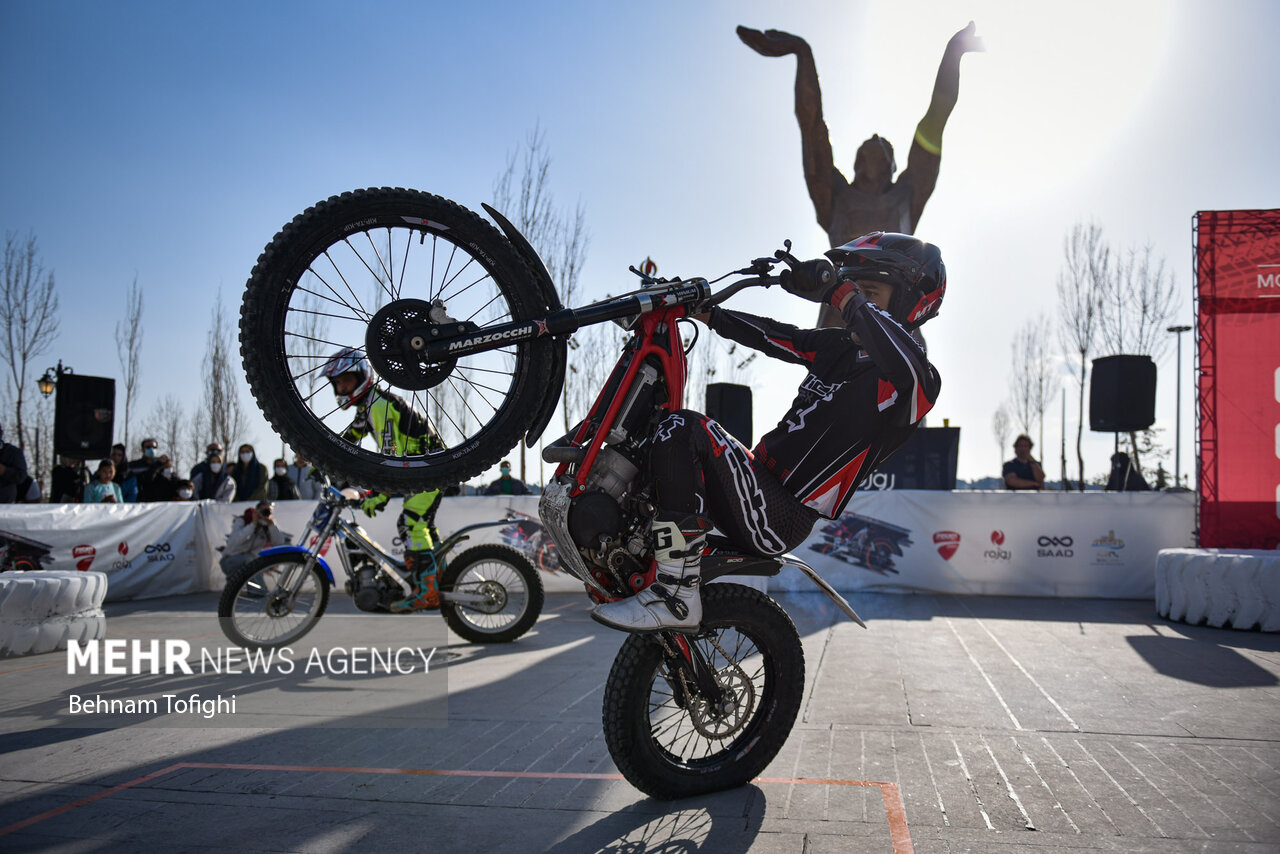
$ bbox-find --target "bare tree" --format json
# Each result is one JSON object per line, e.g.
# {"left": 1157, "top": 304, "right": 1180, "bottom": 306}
{"left": 1096, "top": 243, "right": 1179, "bottom": 475}
{"left": 196, "top": 294, "right": 245, "bottom": 455}
{"left": 1056, "top": 222, "right": 1108, "bottom": 491}
{"left": 142, "top": 394, "right": 187, "bottom": 473}
{"left": 491, "top": 124, "right": 592, "bottom": 472}
{"left": 114, "top": 277, "right": 144, "bottom": 450}
{"left": 1010, "top": 313, "right": 1060, "bottom": 454}
{"left": 1, "top": 232, "right": 60, "bottom": 461}
{"left": 992, "top": 403, "right": 1011, "bottom": 482}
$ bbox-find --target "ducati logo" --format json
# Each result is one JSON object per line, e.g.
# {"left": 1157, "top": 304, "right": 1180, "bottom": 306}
{"left": 933, "top": 531, "right": 960, "bottom": 560}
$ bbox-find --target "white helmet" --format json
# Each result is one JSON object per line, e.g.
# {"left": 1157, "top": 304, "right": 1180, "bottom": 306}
{"left": 321, "top": 348, "right": 374, "bottom": 409}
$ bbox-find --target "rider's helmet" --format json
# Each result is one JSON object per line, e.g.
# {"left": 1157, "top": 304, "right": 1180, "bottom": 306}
{"left": 321, "top": 347, "right": 374, "bottom": 409}
{"left": 826, "top": 232, "right": 946, "bottom": 330}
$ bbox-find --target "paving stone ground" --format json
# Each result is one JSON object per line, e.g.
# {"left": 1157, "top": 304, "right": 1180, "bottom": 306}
{"left": 1, "top": 588, "right": 1276, "bottom": 853}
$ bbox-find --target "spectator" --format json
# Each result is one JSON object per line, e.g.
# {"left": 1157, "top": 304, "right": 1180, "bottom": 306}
{"left": 109, "top": 443, "right": 138, "bottom": 503}
{"left": 146, "top": 454, "right": 181, "bottom": 501}
{"left": 17, "top": 474, "right": 40, "bottom": 503}
{"left": 1106, "top": 452, "right": 1151, "bottom": 492}
{"left": 267, "top": 457, "right": 300, "bottom": 501}
{"left": 286, "top": 453, "right": 322, "bottom": 501}
{"left": 192, "top": 452, "right": 235, "bottom": 502}
{"left": 0, "top": 423, "right": 31, "bottom": 504}
{"left": 1002, "top": 435, "right": 1045, "bottom": 491}
{"left": 230, "top": 443, "right": 268, "bottom": 502}
{"left": 484, "top": 460, "right": 530, "bottom": 496}
{"left": 130, "top": 438, "right": 172, "bottom": 502}
{"left": 173, "top": 479, "right": 196, "bottom": 501}
{"left": 189, "top": 441, "right": 224, "bottom": 484}
{"left": 84, "top": 459, "right": 124, "bottom": 504}
{"left": 50, "top": 456, "right": 89, "bottom": 503}
{"left": 219, "top": 499, "right": 288, "bottom": 579}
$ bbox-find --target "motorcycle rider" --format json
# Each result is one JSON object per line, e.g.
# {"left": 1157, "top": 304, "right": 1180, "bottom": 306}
{"left": 322, "top": 348, "right": 448, "bottom": 611}
{"left": 592, "top": 232, "right": 944, "bottom": 633}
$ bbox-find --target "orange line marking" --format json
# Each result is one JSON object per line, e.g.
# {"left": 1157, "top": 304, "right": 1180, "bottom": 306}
{"left": 0, "top": 763, "right": 914, "bottom": 852}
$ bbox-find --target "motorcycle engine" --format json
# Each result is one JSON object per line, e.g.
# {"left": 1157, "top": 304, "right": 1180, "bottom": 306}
{"left": 345, "top": 561, "right": 399, "bottom": 612}
{"left": 567, "top": 447, "right": 639, "bottom": 548}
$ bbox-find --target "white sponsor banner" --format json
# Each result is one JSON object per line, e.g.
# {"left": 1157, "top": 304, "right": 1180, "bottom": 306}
{"left": 781, "top": 490, "right": 1197, "bottom": 598}
{"left": 2, "top": 491, "right": 1196, "bottom": 601}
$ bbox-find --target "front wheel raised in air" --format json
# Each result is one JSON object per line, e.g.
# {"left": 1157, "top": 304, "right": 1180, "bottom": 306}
{"left": 218, "top": 554, "right": 330, "bottom": 649}
{"left": 602, "top": 584, "right": 805, "bottom": 799}
{"left": 240, "top": 187, "right": 558, "bottom": 495}
{"left": 440, "top": 544, "right": 544, "bottom": 643}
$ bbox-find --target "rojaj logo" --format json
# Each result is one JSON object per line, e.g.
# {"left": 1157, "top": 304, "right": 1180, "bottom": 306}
{"left": 984, "top": 530, "right": 1011, "bottom": 561}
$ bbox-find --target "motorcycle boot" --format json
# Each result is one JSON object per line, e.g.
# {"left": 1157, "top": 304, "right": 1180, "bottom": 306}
{"left": 389, "top": 549, "right": 440, "bottom": 611}
{"left": 592, "top": 513, "right": 712, "bottom": 633}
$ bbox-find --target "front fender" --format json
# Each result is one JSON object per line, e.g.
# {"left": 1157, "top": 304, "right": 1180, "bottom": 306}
{"left": 258, "top": 545, "right": 335, "bottom": 586}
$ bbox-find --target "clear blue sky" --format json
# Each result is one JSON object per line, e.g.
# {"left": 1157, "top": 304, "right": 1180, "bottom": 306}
{"left": 2, "top": 0, "right": 1276, "bottom": 484}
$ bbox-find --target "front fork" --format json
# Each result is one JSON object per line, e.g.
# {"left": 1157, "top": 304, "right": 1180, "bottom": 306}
{"left": 658, "top": 632, "right": 726, "bottom": 711}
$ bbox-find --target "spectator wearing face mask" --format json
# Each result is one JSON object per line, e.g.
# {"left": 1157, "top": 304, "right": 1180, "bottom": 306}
{"left": 192, "top": 452, "right": 235, "bottom": 502}
{"left": 190, "top": 442, "right": 224, "bottom": 484}
{"left": 484, "top": 460, "right": 530, "bottom": 496}
{"left": 267, "top": 457, "right": 300, "bottom": 501}
{"left": 230, "top": 444, "right": 269, "bottom": 502}
{"left": 173, "top": 479, "right": 196, "bottom": 501}
{"left": 131, "top": 439, "right": 174, "bottom": 502}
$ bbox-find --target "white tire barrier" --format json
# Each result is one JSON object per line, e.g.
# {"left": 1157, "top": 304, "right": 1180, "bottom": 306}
{"left": 1156, "top": 549, "right": 1280, "bottom": 631}
{"left": 0, "top": 570, "right": 108, "bottom": 656}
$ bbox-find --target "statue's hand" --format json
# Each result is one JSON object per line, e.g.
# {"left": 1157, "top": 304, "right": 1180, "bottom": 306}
{"left": 737, "top": 26, "right": 806, "bottom": 57}
{"left": 948, "top": 21, "right": 985, "bottom": 54}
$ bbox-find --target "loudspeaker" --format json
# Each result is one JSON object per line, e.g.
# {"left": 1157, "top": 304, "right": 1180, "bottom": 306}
{"left": 54, "top": 374, "right": 116, "bottom": 459}
{"left": 1090, "top": 355, "right": 1156, "bottom": 432}
{"left": 705, "top": 383, "right": 752, "bottom": 447}
{"left": 872, "top": 426, "right": 960, "bottom": 490}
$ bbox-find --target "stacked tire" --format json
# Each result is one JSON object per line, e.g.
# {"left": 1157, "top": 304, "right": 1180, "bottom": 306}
{"left": 1156, "top": 549, "right": 1280, "bottom": 631}
{"left": 0, "top": 571, "right": 108, "bottom": 656}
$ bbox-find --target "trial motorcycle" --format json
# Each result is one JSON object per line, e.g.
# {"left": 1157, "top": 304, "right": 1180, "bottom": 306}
{"left": 237, "top": 187, "right": 864, "bottom": 799}
{"left": 217, "top": 486, "right": 543, "bottom": 648}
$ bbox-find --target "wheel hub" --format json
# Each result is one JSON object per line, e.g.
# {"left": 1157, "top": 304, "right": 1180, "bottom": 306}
{"left": 686, "top": 664, "right": 755, "bottom": 739}
{"left": 470, "top": 579, "right": 509, "bottom": 614}
{"left": 266, "top": 593, "right": 295, "bottom": 618}
{"left": 365, "top": 298, "right": 476, "bottom": 390}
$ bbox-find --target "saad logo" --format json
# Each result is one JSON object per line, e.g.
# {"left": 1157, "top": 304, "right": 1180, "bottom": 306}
{"left": 933, "top": 531, "right": 961, "bottom": 561}
{"left": 73, "top": 545, "right": 96, "bottom": 572}
{"left": 983, "top": 529, "right": 1011, "bottom": 561}
{"left": 1037, "top": 535, "right": 1074, "bottom": 558}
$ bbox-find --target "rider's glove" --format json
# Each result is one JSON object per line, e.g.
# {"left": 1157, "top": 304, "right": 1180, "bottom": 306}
{"left": 780, "top": 258, "right": 837, "bottom": 304}
{"left": 361, "top": 493, "right": 389, "bottom": 517}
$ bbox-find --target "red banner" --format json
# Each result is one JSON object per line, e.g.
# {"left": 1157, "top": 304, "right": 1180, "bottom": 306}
{"left": 1196, "top": 209, "right": 1280, "bottom": 548}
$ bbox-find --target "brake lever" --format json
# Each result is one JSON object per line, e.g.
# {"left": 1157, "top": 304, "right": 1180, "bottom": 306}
{"left": 773, "top": 238, "right": 801, "bottom": 269}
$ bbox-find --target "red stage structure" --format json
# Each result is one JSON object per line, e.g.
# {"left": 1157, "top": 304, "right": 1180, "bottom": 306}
{"left": 1195, "top": 209, "right": 1280, "bottom": 548}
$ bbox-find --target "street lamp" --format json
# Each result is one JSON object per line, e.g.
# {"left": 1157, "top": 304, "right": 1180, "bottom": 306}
{"left": 35, "top": 361, "right": 72, "bottom": 485}
{"left": 1167, "top": 325, "right": 1192, "bottom": 488}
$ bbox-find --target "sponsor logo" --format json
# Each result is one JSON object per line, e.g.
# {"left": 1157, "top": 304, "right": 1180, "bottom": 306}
{"left": 447, "top": 325, "right": 532, "bottom": 351}
{"left": 1036, "top": 535, "right": 1074, "bottom": 558}
{"left": 73, "top": 545, "right": 96, "bottom": 572}
{"left": 145, "top": 543, "right": 175, "bottom": 563}
{"left": 984, "top": 530, "right": 1011, "bottom": 561}
{"left": 933, "top": 531, "right": 960, "bottom": 560}
{"left": 1091, "top": 530, "right": 1126, "bottom": 565}
{"left": 118, "top": 542, "right": 129, "bottom": 556}
{"left": 863, "top": 471, "right": 896, "bottom": 491}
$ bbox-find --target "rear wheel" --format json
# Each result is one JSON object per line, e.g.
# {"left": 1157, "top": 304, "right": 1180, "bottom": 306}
{"left": 240, "top": 187, "right": 557, "bottom": 494}
{"left": 440, "top": 544, "right": 544, "bottom": 643}
{"left": 602, "top": 584, "right": 805, "bottom": 799}
{"left": 218, "top": 554, "right": 330, "bottom": 649}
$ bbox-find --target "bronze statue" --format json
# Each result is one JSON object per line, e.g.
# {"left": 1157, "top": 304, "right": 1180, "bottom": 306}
{"left": 738, "top": 23, "right": 983, "bottom": 327}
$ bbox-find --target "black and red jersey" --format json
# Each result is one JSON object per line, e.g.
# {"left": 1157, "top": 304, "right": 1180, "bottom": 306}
{"left": 707, "top": 294, "right": 940, "bottom": 519}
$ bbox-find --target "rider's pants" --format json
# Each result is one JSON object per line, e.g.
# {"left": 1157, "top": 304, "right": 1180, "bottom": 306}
{"left": 649, "top": 409, "right": 818, "bottom": 557}
{"left": 397, "top": 489, "right": 442, "bottom": 552}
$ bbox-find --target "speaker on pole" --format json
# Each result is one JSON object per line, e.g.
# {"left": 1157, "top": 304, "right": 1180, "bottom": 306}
{"left": 1090, "top": 355, "right": 1156, "bottom": 432}
{"left": 705, "top": 382, "right": 753, "bottom": 447}
{"left": 54, "top": 374, "right": 116, "bottom": 459}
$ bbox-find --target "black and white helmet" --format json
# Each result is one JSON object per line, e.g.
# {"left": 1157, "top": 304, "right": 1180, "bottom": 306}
{"left": 826, "top": 232, "right": 946, "bottom": 330}
{"left": 321, "top": 348, "right": 374, "bottom": 409}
